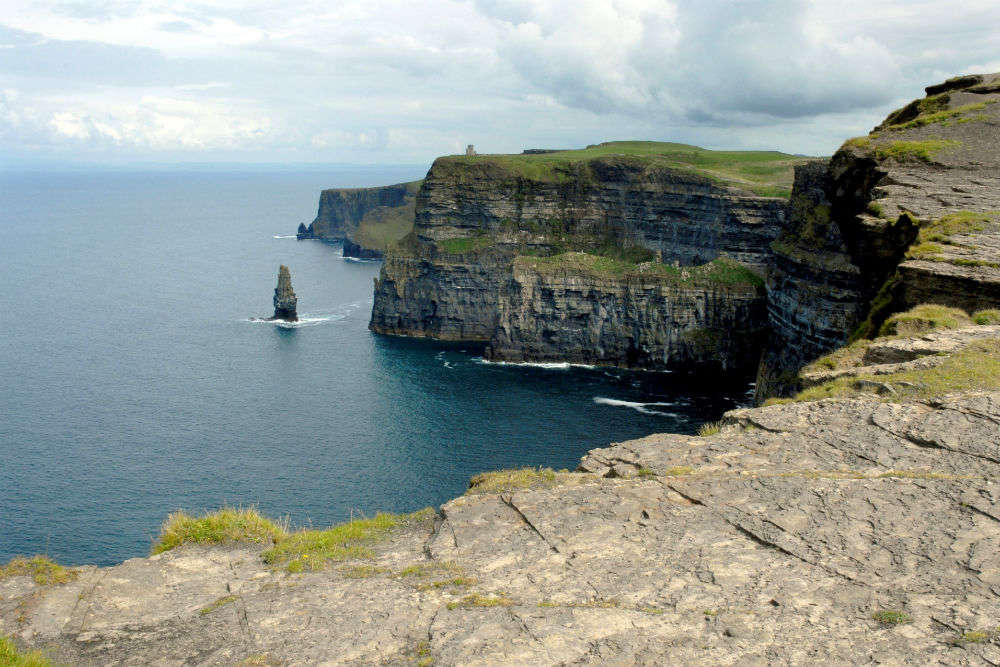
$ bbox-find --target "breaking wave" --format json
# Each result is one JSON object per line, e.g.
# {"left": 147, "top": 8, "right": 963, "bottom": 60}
{"left": 592, "top": 397, "right": 680, "bottom": 417}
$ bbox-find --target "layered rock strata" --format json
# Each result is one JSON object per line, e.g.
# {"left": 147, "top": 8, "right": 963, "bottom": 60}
{"left": 270, "top": 265, "right": 297, "bottom": 321}
{"left": 760, "top": 72, "right": 1000, "bottom": 397}
{"left": 371, "top": 148, "right": 795, "bottom": 372}
{"left": 487, "top": 256, "right": 767, "bottom": 371}
{"left": 4, "top": 389, "right": 1000, "bottom": 666}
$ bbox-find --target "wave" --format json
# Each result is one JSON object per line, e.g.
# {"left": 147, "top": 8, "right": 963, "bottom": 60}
{"left": 592, "top": 397, "right": 680, "bottom": 417}
{"left": 272, "top": 234, "right": 297, "bottom": 239}
{"left": 476, "top": 358, "right": 596, "bottom": 370}
{"left": 244, "top": 302, "right": 362, "bottom": 328}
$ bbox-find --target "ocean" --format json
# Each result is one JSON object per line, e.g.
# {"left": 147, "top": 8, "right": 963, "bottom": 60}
{"left": 0, "top": 169, "right": 752, "bottom": 566}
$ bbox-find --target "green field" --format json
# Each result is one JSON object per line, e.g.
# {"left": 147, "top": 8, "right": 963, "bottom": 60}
{"left": 435, "top": 141, "right": 815, "bottom": 198}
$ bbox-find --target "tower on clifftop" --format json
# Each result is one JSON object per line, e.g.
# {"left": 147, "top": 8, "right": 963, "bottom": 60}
{"left": 466, "top": 144, "right": 476, "bottom": 156}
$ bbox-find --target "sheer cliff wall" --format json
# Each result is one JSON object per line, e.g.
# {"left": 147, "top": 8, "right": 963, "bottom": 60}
{"left": 371, "top": 151, "right": 790, "bottom": 373}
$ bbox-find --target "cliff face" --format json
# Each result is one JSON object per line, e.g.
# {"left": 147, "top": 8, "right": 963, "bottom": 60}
{"left": 270, "top": 265, "right": 297, "bottom": 321}
{"left": 759, "top": 73, "right": 1000, "bottom": 396}
{"left": 487, "top": 256, "right": 767, "bottom": 371}
{"left": 298, "top": 181, "right": 420, "bottom": 257}
{"left": 371, "top": 144, "right": 802, "bottom": 373}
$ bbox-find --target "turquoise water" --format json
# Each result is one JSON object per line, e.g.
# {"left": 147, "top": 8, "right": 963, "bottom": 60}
{"left": 0, "top": 170, "right": 752, "bottom": 566}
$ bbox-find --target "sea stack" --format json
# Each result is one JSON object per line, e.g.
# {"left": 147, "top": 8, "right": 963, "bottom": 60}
{"left": 271, "top": 265, "right": 298, "bottom": 321}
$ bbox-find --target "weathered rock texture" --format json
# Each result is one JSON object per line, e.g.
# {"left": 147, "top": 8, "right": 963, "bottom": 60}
{"left": 341, "top": 238, "right": 381, "bottom": 260}
{"left": 270, "top": 265, "right": 297, "bottom": 322}
{"left": 488, "top": 258, "right": 767, "bottom": 371}
{"left": 760, "top": 72, "right": 1000, "bottom": 396}
{"left": 4, "top": 389, "right": 1000, "bottom": 666}
{"left": 371, "top": 150, "right": 791, "bottom": 372}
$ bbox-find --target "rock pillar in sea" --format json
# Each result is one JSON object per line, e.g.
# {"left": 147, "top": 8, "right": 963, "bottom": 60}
{"left": 272, "top": 265, "right": 298, "bottom": 321}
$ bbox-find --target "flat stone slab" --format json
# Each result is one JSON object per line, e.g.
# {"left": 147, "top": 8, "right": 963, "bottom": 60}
{"left": 4, "top": 393, "right": 1000, "bottom": 665}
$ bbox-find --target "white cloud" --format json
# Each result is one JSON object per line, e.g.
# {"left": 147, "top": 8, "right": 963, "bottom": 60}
{"left": 0, "top": 0, "right": 998, "bottom": 163}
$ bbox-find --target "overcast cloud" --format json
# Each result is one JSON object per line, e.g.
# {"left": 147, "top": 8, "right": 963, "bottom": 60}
{"left": 2, "top": 0, "right": 999, "bottom": 165}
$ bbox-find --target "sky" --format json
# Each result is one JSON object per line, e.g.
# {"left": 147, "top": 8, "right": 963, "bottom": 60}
{"left": 2, "top": 0, "right": 999, "bottom": 167}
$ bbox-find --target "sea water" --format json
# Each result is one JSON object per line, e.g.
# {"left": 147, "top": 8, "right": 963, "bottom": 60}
{"left": 0, "top": 169, "right": 751, "bottom": 566}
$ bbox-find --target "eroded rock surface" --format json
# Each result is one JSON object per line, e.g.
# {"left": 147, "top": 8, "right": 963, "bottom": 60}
{"left": 270, "top": 265, "right": 297, "bottom": 322}
{"left": 4, "top": 392, "right": 1000, "bottom": 666}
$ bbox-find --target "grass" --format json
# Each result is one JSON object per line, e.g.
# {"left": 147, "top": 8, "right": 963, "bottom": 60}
{"left": 0, "top": 637, "right": 54, "bottom": 667}
{"left": 466, "top": 467, "right": 558, "bottom": 494}
{"left": 515, "top": 253, "right": 764, "bottom": 289}
{"left": 353, "top": 199, "right": 415, "bottom": 251}
{"left": 396, "top": 561, "right": 464, "bottom": 578}
{"left": 446, "top": 593, "right": 513, "bottom": 610}
{"left": 872, "top": 610, "right": 912, "bottom": 626}
{"left": 974, "top": 309, "right": 1000, "bottom": 325}
{"left": 437, "top": 235, "right": 494, "bottom": 255}
{"left": 199, "top": 595, "right": 238, "bottom": 615}
{"left": 433, "top": 141, "right": 812, "bottom": 197}
{"left": 262, "top": 508, "right": 434, "bottom": 573}
{"left": 415, "top": 577, "right": 477, "bottom": 591}
{"left": 874, "top": 140, "right": 960, "bottom": 163}
{"left": 791, "top": 339, "right": 1000, "bottom": 403}
{"left": 954, "top": 630, "right": 996, "bottom": 644}
{"left": 664, "top": 466, "right": 695, "bottom": 476}
{"left": 887, "top": 100, "right": 996, "bottom": 131}
{"left": 151, "top": 507, "right": 286, "bottom": 555}
{"left": 340, "top": 564, "right": 388, "bottom": 579}
{"left": 906, "top": 211, "right": 997, "bottom": 260}
{"left": 878, "top": 304, "right": 972, "bottom": 337}
{"left": 697, "top": 421, "right": 723, "bottom": 436}
{"left": 0, "top": 556, "right": 76, "bottom": 585}
{"left": 636, "top": 467, "right": 656, "bottom": 478}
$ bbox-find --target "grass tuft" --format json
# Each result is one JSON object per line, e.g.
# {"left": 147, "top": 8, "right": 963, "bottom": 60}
{"left": 0, "top": 556, "right": 76, "bottom": 585}
{"left": 199, "top": 595, "right": 238, "bottom": 615}
{"left": 664, "top": 466, "right": 695, "bottom": 477}
{"left": 878, "top": 304, "right": 972, "bottom": 337}
{"left": 447, "top": 593, "right": 513, "bottom": 610}
{"left": 874, "top": 140, "right": 959, "bottom": 163}
{"left": 262, "top": 509, "right": 434, "bottom": 573}
{"left": 151, "top": 507, "right": 286, "bottom": 555}
{"left": 792, "top": 339, "right": 1000, "bottom": 403}
{"left": 973, "top": 309, "right": 1000, "bottom": 325}
{"left": 872, "top": 610, "right": 912, "bottom": 626}
{"left": 697, "top": 421, "right": 722, "bottom": 437}
{"left": 0, "top": 637, "right": 54, "bottom": 667}
{"left": 466, "top": 467, "right": 558, "bottom": 494}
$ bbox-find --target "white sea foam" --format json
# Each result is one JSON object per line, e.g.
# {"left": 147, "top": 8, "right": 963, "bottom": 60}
{"left": 343, "top": 256, "right": 380, "bottom": 263}
{"left": 272, "top": 234, "right": 297, "bottom": 239}
{"left": 476, "top": 359, "right": 596, "bottom": 370}
{"left": 593, "top": 397, "right": 679, "bottom": 416}
{"left": 244, "top": 303, "right": 361, "bottom": 328}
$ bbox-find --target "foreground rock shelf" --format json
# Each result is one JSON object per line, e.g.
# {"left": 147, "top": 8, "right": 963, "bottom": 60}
{"left": 3, "top": 389, "right": 999, "bottom": 666}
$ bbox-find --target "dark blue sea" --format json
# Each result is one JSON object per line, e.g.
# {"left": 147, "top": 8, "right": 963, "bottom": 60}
{"left": 0, "top": 169, "right": 752, "bottom": 566}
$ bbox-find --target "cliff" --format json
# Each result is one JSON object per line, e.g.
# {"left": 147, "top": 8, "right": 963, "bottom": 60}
{"left": 371, "top": 142, "right": 809, "bottom": 372}
{"left": 760, "top": 73, "right": 1000, "bottom": 396}
{"left": 298, "top": 180, "right": 420, "bottom": 257}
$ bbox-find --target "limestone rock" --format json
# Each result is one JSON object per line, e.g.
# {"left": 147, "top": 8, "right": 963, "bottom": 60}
{"left": 341, "top": 238, "right": 382, "bottom": 260}
{"left": 270, "top": 265, "right": 297, "bottom": 322}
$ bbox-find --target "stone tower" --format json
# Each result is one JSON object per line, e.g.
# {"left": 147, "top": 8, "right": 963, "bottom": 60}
{"left": 465, "top": 144, "right": 476, "bottom": 156}
{"left": 271, "top": 265, "right": 298, "bottom": 321}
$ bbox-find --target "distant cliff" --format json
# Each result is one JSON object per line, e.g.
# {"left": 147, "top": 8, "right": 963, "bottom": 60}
{"left": 298, "top": 180, "right": 420, "bottom": 257}
{"left": 370, "top": 142, "right": 807, "bottom": 373}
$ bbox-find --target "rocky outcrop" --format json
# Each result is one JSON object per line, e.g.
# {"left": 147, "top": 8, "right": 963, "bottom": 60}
{"left": 5, "top": 389, "right": 1000, "bottom": 666}
{"left": 270, "top": 265, "right": 297, "bottom": 321}
{"left": 342, "top": 239, "right": 382, "bottom": 260}
{"left": 759, "top": 72, "right": 1000, "bottom": 398}
{"left": 371, "top": 145, "right": 797, "bottom": 372}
